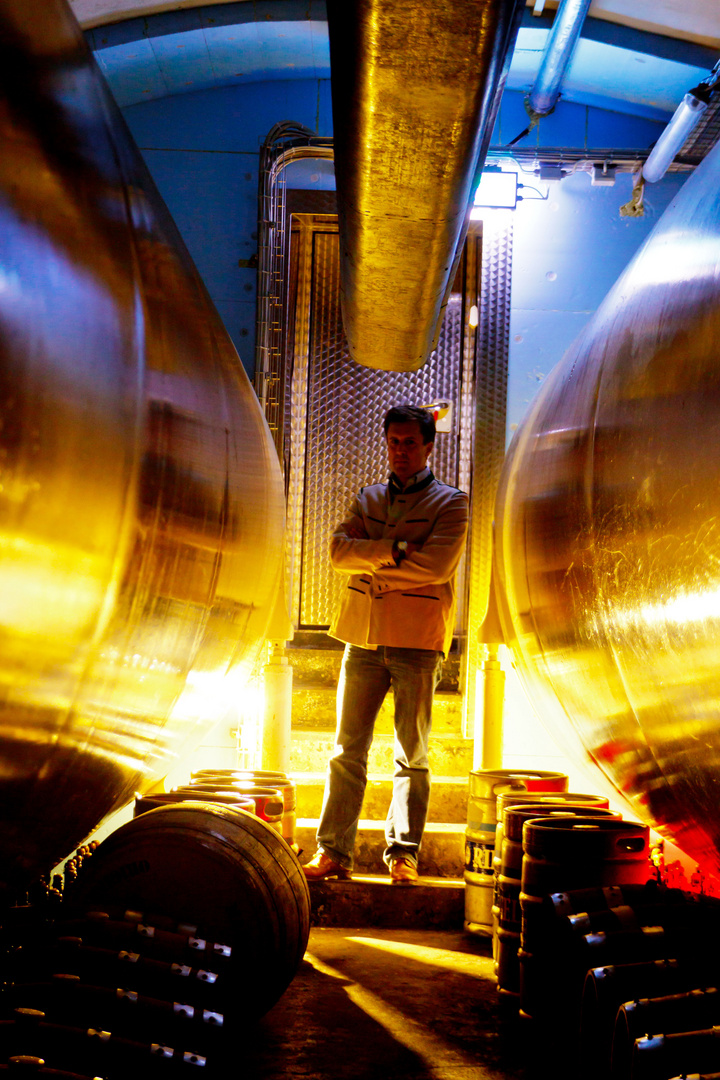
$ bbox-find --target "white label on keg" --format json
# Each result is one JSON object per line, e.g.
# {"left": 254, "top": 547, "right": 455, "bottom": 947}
{"left": 465, "top": 838, "right": 494, "bottom": 874}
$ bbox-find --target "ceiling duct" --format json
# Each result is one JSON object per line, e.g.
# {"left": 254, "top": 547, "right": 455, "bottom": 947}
{"left": 326, "top": 0, "right": 525, "bottom": 372}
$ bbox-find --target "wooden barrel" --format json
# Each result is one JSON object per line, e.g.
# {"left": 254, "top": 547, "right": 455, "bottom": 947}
{"left": 66, "top": 802, "right": 311, "bottom": 1020}
{"left": 464, "top": 769, "right": 568, "bottom": 937}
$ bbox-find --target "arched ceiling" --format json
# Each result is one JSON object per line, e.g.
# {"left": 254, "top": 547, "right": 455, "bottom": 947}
{"left": 73, "top": 0, "right": 720, "bottom": 124}
{"left": 70, "top": 0, "right": 720, "bottom": 50}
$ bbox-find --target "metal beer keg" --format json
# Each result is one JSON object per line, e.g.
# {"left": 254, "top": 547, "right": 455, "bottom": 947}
{"left": 496, "top": 804, "right": 619, "bottom": 999}
{"left": 464, "top": 769, "right": 568, "bottom": 936}
{"left": 518, "top": 817, "right": 650, "bottom": 1021}
{"left": 492, "top": 792, "right": 611, "bottom": 966}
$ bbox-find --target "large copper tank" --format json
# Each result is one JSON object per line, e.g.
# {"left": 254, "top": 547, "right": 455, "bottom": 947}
{"left": 495, "top": 140, "right": 720, "bottom": 876}
{"left": 0, "top": 0, "right": 285, "bottom": 887}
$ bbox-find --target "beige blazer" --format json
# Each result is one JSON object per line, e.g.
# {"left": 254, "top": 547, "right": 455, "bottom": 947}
{"left": 328, "top": 474, "right": 469, "bottom": 656}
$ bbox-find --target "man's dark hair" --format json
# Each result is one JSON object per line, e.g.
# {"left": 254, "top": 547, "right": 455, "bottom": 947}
{"left": 383, "top": 404, "right": 435, "bottom": 444}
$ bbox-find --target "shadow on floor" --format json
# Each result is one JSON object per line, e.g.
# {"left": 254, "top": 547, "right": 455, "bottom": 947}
{"left": 242, "top": 928, "right": 533, "bottom": 1080}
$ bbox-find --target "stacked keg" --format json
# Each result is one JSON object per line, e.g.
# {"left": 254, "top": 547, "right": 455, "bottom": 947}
{"left": 491, "top": 790, "right": 612, "bottom": 966}
{"left": 464, "top": 769, "right": 569, "bottom": 936}
{"left": 490, "top": 793, "right": 720, "bottom": 1080}
{"left": 135, "top": 768, "right": 298, "bottom": 852}
{"left": 495, "top": 801, "right": 620, "bottom": 1000}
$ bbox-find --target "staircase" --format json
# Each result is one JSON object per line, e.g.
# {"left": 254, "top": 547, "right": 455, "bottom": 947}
{"left": 288, "top": 635, "right": 472, "bottom": 927}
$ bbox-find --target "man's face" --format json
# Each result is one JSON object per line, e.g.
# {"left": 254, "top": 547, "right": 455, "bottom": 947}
{"left": 386, "top": 421, "right": 433, "bottom": 483}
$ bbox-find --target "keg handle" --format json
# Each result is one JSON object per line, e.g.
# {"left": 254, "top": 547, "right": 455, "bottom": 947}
{"left": 616, "top": 837, "right": 646, "bottom": 852}
{"left": 493, "top": 781, "right": 528, "bottom": 798}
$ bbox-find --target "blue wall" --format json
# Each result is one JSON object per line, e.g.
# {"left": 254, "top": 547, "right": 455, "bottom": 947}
{"left": 505, "top": 166, "right": 687, "bottom": 437}
{"left": 123, "top": 78, "right": 333, "bottom": 378}
{"left": 121, "top": 77, "right": 687, "bottom": 435}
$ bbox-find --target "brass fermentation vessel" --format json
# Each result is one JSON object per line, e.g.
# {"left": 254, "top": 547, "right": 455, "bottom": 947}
{"left": 0, "top": 0, "right": 285, "bottom": 887}
{"left": 495, "top": 139, "right": 720, "bottom": 876}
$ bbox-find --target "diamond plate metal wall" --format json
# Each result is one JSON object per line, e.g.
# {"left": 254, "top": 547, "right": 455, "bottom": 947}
{"left": 290, "top": 225, "right": 469, "bottom": 629}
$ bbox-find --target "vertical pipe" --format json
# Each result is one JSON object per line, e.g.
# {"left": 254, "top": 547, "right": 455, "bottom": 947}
{"left": 528, "top": 0, "right": 592, "bottom": 117}
{"left": 481, "top": 645, "right": 505, "bottom": 769}
{"left": 261, "top": 642, "right": 293, "bottom": 774}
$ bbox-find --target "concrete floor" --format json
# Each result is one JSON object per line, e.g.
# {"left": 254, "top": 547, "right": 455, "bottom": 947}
{"left": 245, "top": 929, "right": 532, "bottom": 1080}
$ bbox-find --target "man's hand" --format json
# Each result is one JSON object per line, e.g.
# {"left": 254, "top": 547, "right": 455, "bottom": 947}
{"left": 344, "top": 522, "right": 368, "bottom": 540}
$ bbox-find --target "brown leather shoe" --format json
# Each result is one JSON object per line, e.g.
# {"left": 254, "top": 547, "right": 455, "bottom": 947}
{"left": 302, "top": 851, "right": 352, "bottom": 881}
{"left": 390, "top": 857, "right": 419, "bottom": 885}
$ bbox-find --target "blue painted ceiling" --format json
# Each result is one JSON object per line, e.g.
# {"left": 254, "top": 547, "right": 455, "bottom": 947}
{"left": 85, "top": 0, "right": 719, "bottom": 123}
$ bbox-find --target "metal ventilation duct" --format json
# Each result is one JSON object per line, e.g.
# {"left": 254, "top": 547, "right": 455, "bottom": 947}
{"left": 327, "top": 0, "right": 524, "bottom": 372}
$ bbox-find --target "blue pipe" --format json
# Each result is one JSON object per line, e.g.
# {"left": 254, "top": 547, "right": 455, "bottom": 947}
{"left": 528, "top": 0, "right": 592, "bottom": 117}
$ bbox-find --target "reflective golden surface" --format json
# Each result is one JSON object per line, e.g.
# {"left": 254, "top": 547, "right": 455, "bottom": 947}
{"left": 327, "top": 0, "right": 523, "bottom": 371}
{"left": 0, "top": 0, "right": 285, "bottom": 886}
{"left": 496, "top": 140, "right": 720, "bottom": 876}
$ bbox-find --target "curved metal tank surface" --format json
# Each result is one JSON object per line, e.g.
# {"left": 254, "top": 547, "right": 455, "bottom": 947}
{"left": 327, "top": 0, "right": 523, "bottom": 372}
{"left": 495, "top": 140, "right": 720, "bottom": 875}
{"left": 0, "top": 0, "right": 285, "bottom": 887}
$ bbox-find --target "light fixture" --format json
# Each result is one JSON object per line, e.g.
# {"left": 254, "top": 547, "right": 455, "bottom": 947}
{"left": 471, "top": 170, "right": 518, "bottom": 215}
{"left": 642, "top": 93, "right": 708, "bottom": 184}
{"left": 642, "top": 59, "right": 720, "bottom": 184}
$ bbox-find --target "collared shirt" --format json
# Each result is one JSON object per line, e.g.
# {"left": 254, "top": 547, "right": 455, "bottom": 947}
{"left": 387, "top": 465, "right": 432, "bottom": 504}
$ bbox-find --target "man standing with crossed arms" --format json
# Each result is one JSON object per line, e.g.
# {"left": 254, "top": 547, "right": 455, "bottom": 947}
{"left": 303, "top": 404, "right": 469, "bottom": 884}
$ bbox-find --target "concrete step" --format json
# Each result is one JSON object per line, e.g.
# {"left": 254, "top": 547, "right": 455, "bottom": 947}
{"left": 295, "top": 771, "right": 470, "bottom": 823}
{"left": 305, "top": 872, "right": 465, "bottom": 929}
{"left": 292, "top": 684, "right": 463, "bottom": 735}
{"left": 289, "top": 729, "right": 474, "bottom": 776}
{"left": 297, "top": 818, "right": 466, "bottom": 878}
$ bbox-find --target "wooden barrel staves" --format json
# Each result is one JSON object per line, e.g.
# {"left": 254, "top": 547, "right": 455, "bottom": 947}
{"left": 66, "top": 802, "right": 311, "bottom": 1021}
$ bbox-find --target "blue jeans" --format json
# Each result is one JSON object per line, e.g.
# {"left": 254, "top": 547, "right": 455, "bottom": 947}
{"left": 316, "top": 644, "right": 443, "bottom": 870}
